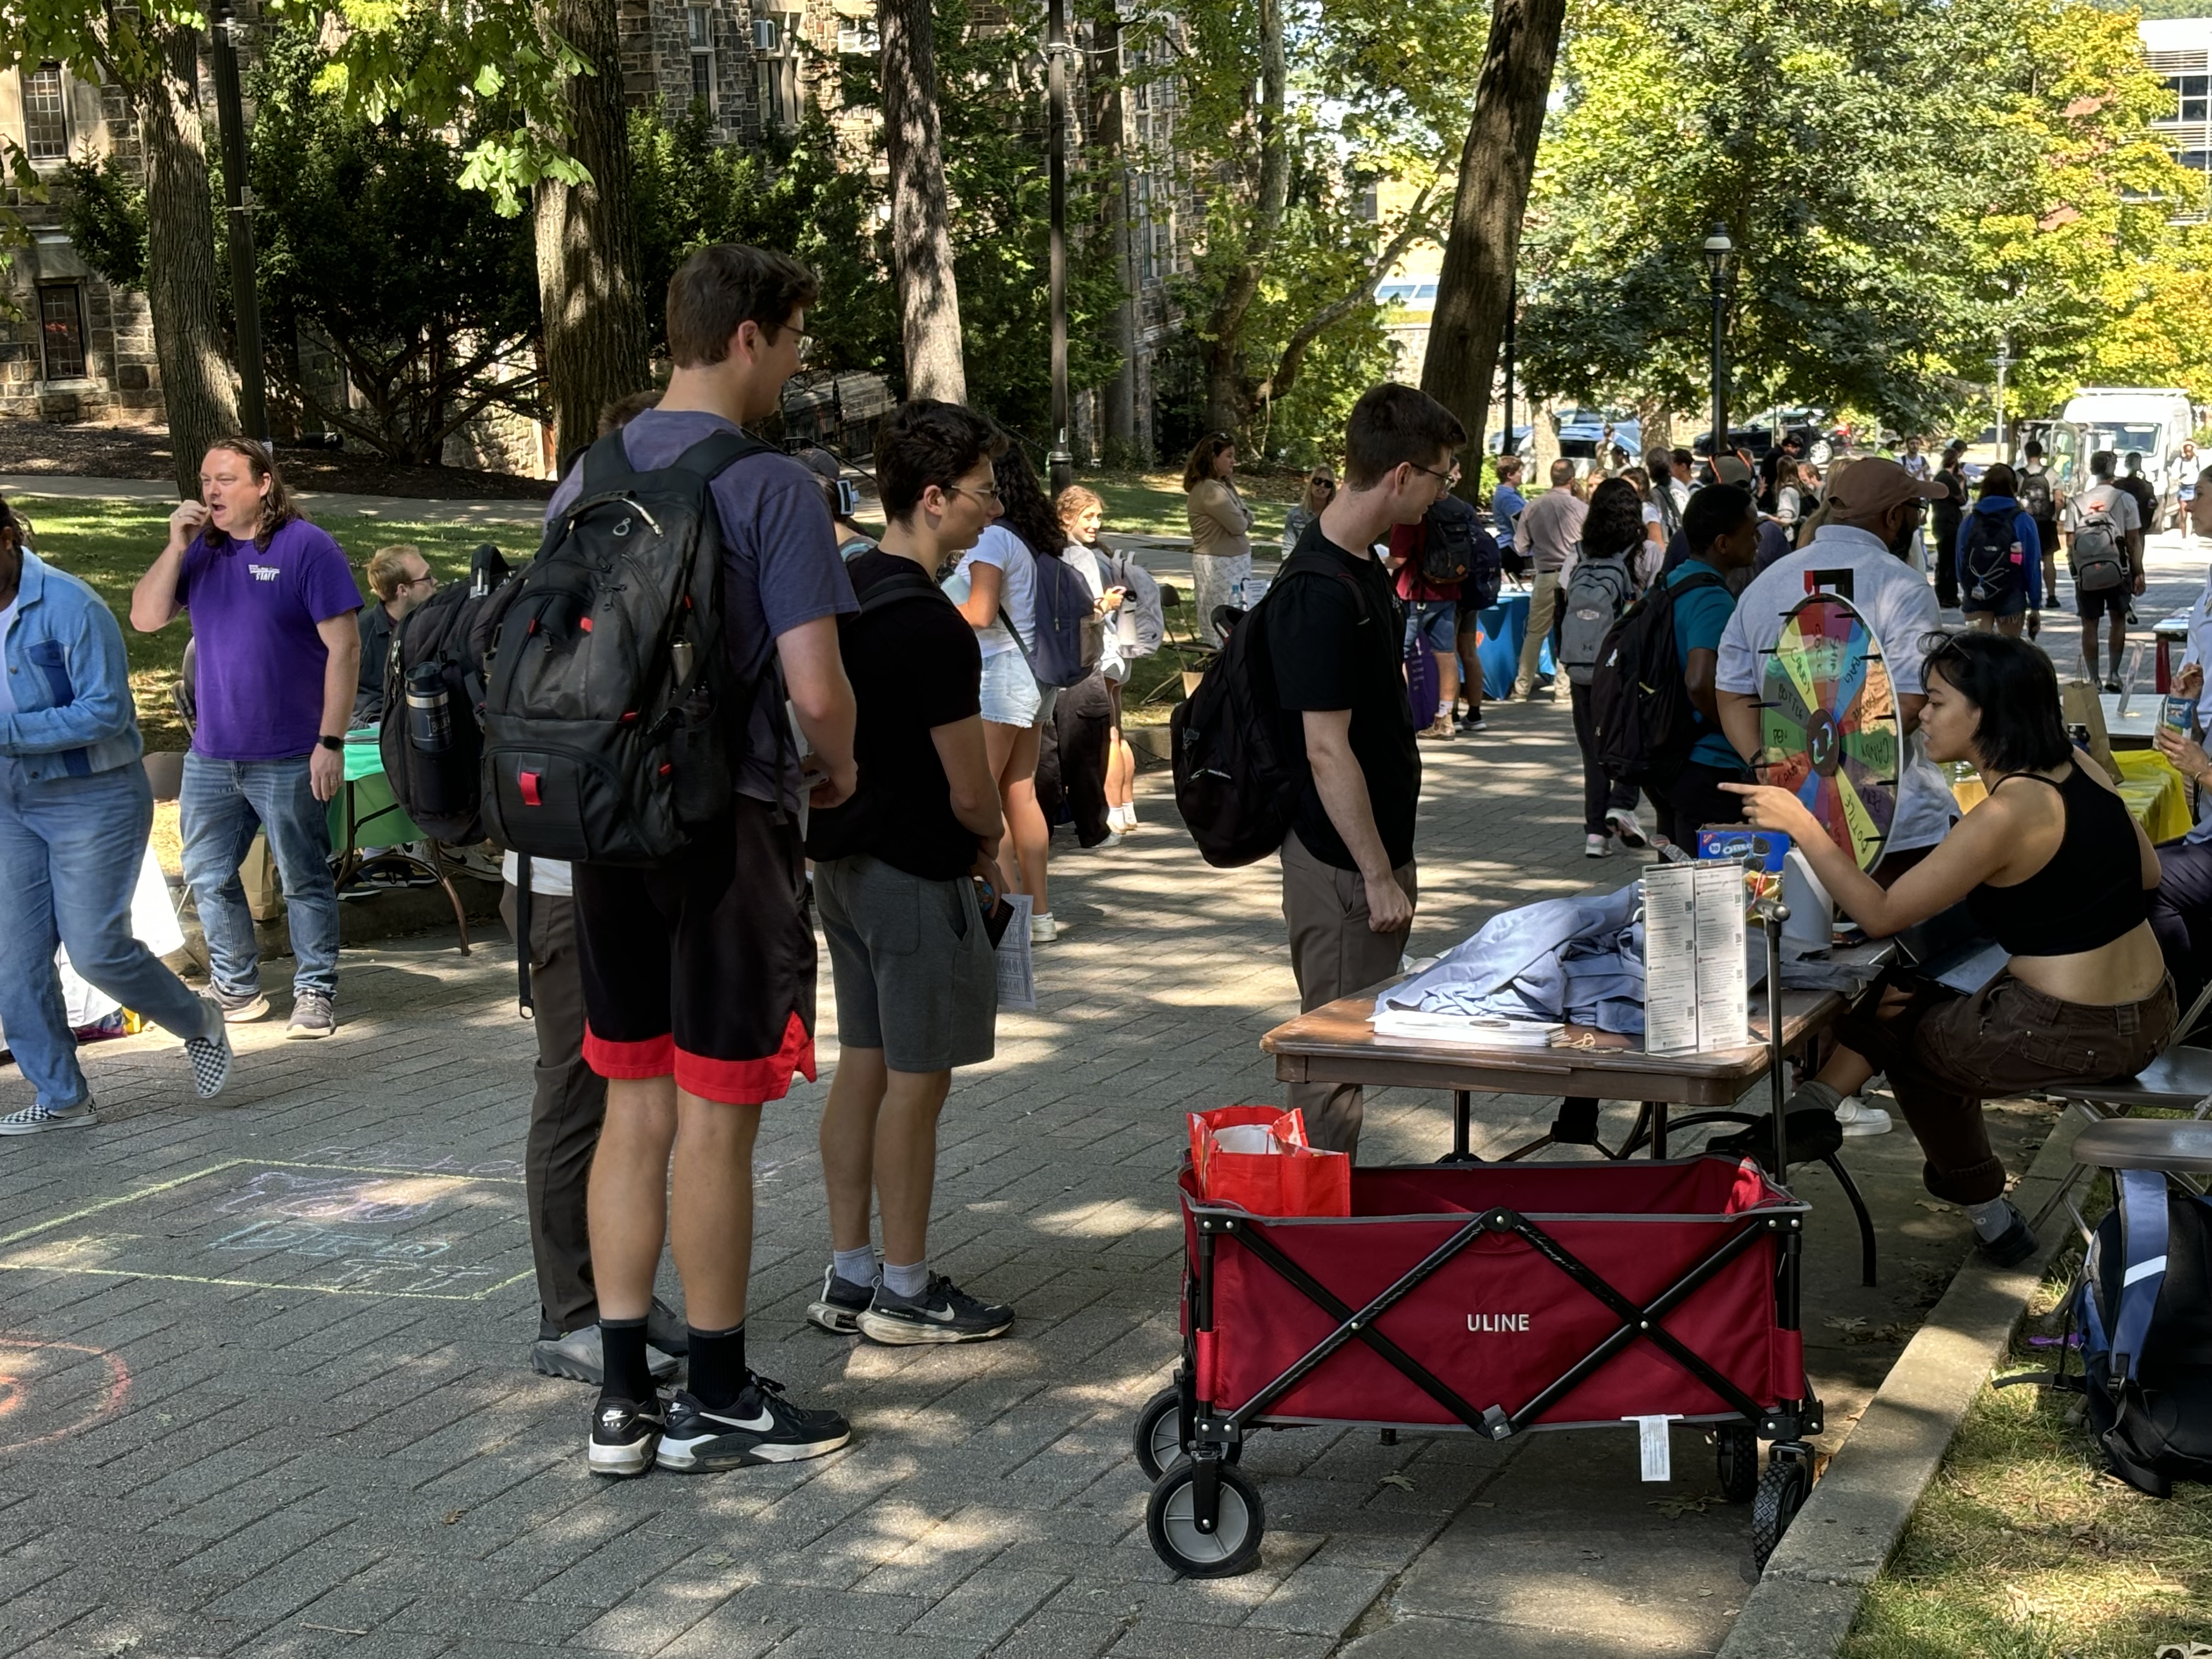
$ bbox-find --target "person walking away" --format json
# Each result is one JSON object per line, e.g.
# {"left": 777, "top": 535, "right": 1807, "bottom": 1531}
{"left": 1183, "top": 432, "right": 1254, "bottom": 641}
{"left": 1957, "top": 464, "right": 2041, "bottom": 639}
{"left": 806, "top": 400, "right": 1015, "bottom": 1345}
{"left": 1280, "top": 466, "right": 1336, "bottom": 559}
{"left": 1557, "top": 478, "right": 1651, "bottom": 856}
{"left": 548, "top": 243, "right": 861, "bottom": 1479}
{"left": 2066, "top": 450, "right": 2143, "bottom": 691}
{"left": 1722, "top": 632, "right": 2173, "bottom": 1265}
{"left": 1057, "top": 485, "right": 1142, "bottom": 838}
{"left": 1449, "top": 514, "right": 1503, "bottom": 733}
{"left": 1715, "top": 458, "right": 1955, "bottom": 887}
{"left": 2120, "top": 453, "right": 2159, "bottom": 626}
{"left": 1640, "top": 484, "right": 1760, "bottom": 849}
{"left": 2017, "top": 440, "right": 2061, "bottom": 639}
{"left": 1643, "top": 448, "right": 1685, "bottom": 545}
{"left": 1511, "top": 460, "right": 1585, "bottom": 699}
{"left": 1930, "top": 443, "right": 1968, "bottom": 612}
{"left": 1271, "top": 383, "right": 1465, "bottom": 1154}
{"left": 353, "top": 545, "right": 435, "bottom": 725}
{"left": 1389, "top": 464, "right": 1469, "bottom": 743}
{"left": 2179, "top": 440, "right": 2200, "bottom": 546}
{"left": 1490, "top": 455, "right": 1528, "bottom": 562}
{"left": 0, "top": 498, "right": 234, "bottom": 1132}
{"left": 950, "top": 441, "right": 1063, "bottom": 942}
{"left": 131, "top": 439, "right": 359, "bottom": 1039}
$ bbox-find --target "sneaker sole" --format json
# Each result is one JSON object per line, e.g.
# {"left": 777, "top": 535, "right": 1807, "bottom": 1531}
{"left": 587, "top": 1439, "right": 659, "bottom": 1478}
{"left": 0, "top": 1114, "right": 94, "bottom": 1136}
{"left": 856, "top": 1311, "right": 1014, "bottom": 1346}
{"left": 659, "top": 1428, "right": 852, "bottom": 1471}
{"left": 1837, "top": 1118, "right": 1892, "bottom": 1136}
{"left": 535, "top": 1348, "right": 603, "bottom": 1385}
{"left": 806, "top": 1300, "right": 865, "bottom": 1335}
{"left": 221, "top": 997, "right": 271, "bottom": 1024}
{"left": 284, "top": 1024, "right": 336, "bottom": 1041}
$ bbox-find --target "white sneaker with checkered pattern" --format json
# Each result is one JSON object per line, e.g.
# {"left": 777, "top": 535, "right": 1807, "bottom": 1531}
{"left": 0, "top": 1101, "right": 95, "bottom": 1135}
{"left": 184, "top": 995, "right": 233, "bottom": 1101}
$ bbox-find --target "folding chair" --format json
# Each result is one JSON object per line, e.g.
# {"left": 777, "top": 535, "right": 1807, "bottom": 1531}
{"left": 2030, "top": 978, "right": 2212, "bottom": 1233}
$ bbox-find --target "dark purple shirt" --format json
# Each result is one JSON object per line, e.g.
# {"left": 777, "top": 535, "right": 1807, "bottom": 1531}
{"left": 545, "top": 408, "right": 856, "bottom": 808}
{"left": 177, "top": 517, "right": 362, "bottom": 761}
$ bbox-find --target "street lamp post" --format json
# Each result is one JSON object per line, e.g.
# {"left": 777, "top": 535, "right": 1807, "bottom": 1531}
{"left": 1702, "top": 225, "right": 1733, "bottom": 470}
{"left": 1993, "top": 340, "right": 2013, "bottom": 465}
{"left": 1045, "top": 0, "right": 1074, "bottom": 495}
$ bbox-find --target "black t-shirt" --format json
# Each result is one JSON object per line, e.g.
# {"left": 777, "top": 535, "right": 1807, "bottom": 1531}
{"left": 353, "top": 602, "right": 394, "bottom": 725}
{"left": 803, "top": 549, "right": 983, "bottom": 881}
{"left": 1266, "top": 522, "right": 1419, "bottom": 871}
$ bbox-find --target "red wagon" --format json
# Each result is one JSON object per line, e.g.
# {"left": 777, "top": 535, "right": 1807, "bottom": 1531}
{"left": 1135, "top": 1154, "right": 1821, "bottom": 1576}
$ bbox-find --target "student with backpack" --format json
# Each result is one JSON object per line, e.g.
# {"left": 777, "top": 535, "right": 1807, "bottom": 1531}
{"left": 1388, "top": 475, "right": 1480, "bottom": 742}
{"left": 522, "top": 244, "right": 861, "bottom": 1480}
{"left": 1266, "top": 384, "right": 1466, "bottom": 1153}
{"left": 1955, "top": 464, "right": 2042, "bottom": 640}
{"left": 2017, "top": 439, "right": 2061, "bottom": 638}
{"left": 2067, "top": 450, "right": 2145, "bottom": 691}
{"left": 804, "top": 400, "right": 1015, "bottom": 1347}
{"left": 1930, "top": 443, "right": 1969, "bottom": 611}
{"left": 1558, "top": 478, "right": 1651, "bottom": 856}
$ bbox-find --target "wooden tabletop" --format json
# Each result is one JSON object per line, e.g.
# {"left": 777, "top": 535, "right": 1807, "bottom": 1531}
{"left": 1261, "top": 982, "right": 1852, "bottom": 1108}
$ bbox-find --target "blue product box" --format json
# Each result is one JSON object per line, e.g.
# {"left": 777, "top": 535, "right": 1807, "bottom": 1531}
{"left": 1696, "top": 827, "right": 1792, "bottom": 872}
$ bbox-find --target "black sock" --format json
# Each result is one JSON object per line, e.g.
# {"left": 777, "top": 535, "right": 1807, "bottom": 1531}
{"left": 600, "top": 1317, "right": 651, "bottom": 1404}
{"left": 688, "top": 1322, "right": 746, "bottom": 1412}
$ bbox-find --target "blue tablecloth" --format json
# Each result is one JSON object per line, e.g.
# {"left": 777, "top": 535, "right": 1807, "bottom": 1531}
{"left": 1471, "top": 591, "right": 1554, "bottom": 699}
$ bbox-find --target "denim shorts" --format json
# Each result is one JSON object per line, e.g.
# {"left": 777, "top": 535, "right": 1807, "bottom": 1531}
{"left": 979, "top": 647, "right": 1043, "bottom": 727}
{"left": 1405, "top": 599, "right": 1458, "bottom": 654}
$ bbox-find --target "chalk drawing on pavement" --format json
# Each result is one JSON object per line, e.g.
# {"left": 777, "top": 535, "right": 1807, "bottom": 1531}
{"left": 0, "top": 1333, "right": 131, "bottom": 1454}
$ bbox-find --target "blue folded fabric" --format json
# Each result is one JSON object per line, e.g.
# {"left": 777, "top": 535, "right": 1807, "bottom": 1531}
{"left": 1375, "top": 884, "right": 1649, "bottom": 1035}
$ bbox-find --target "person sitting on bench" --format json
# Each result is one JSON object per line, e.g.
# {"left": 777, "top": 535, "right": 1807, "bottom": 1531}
{"left": 1719, "top": 630, "right": 2174, "bottom": 1267}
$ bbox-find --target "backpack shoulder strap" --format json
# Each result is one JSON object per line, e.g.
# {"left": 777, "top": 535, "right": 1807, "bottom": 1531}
{"left": 851, "top": 565, "right": 948, "bottom": 617}
{"left": 2109, "top": 1167, "right": 2172, "bottom": 1384}
{"left": 579, "top": 428, "right": 639, "bottom": 497}
{"left": 667, "top": 429, "right": 776, "bottom": 483}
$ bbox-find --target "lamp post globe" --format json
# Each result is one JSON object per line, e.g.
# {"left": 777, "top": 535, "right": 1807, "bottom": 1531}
{"left": 1702, "top": 225, "right": 1734, "bottom": 470}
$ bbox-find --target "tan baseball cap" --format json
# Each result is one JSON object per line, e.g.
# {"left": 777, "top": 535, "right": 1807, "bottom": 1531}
{"left": 1825, "top": 456, "right": 1944, "bottom": 517}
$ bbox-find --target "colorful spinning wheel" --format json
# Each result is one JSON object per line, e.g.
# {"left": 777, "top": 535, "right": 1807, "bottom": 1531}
{"left": 1758, "top": 594, "right": 1901, "bottom": 871}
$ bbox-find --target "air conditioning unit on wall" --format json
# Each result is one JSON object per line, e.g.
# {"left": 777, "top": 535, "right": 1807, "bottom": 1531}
{"left": 752, "top": 18, "right": 780, "bottom": 52}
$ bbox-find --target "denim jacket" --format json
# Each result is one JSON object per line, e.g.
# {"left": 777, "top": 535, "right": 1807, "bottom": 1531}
{"left": 0, "top": 549, "right": 144, "bottom": 780}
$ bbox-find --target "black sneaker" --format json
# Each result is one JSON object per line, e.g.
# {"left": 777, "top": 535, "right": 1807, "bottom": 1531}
{"left": 1977, "top": 1200, "right": 2039, "bottom": 1269}
{"left": 586, "top": 1393, "right": 665, "bottom": 1479}
{"left": 1707, "top": 1109, "right": 1845, "bottom": 1172}
{"left": 1459, "top": 709, "right": 1486, "bottom": 732}
{"left": 658, "top": 1376, "right": 850, "bottom": 1471}
{"left": 213, "top": 984, "right": 270, "bottom": 1023}
{"left": 2103, "top": 677, "right": 2124, "bottom": 694}
{"left": 806, "top": 1264, "right": 875, "bottom": 1334}
{"left": 856, "top": 1274, "right": 1015, "bottom": 1345}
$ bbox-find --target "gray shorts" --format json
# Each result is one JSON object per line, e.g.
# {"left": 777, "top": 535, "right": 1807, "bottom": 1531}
{"left": 815, "top": 854, "right": 997, "bottom": 1073}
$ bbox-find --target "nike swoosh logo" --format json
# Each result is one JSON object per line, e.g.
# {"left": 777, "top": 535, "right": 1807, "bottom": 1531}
{"left": 705, "top": 1409, "right": 777, "bottom": 1432}
{"left": 919, "top": 1305, "right": 958, "bottom": 1322}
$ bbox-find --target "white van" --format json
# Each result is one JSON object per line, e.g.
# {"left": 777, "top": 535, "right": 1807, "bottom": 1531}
{"left": 2059, "top": 387, "right": 2197, "bottom": 498}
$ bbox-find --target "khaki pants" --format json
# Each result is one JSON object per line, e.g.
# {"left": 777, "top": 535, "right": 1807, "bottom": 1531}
{"left": 1280, "top": 828, "right": 1417, "bottom": 1156}
{"left": 1513, "top": 570, "right": 1562, "bottom": 697}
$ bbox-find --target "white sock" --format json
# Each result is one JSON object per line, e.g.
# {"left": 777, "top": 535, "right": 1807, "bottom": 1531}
{"left": 883, "top": 1260, "right": 929, "bottom": 1298}
{"left": 1966, "top": 1197, "right": 2015, "bottom": 1242}
{"left": 832, "top": 1246, "right": 875, "bottom": 1287}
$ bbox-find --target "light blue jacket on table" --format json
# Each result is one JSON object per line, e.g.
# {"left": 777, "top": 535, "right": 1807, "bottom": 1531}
{"left": 1, "top": 548, "right": 144, "bottom": 780}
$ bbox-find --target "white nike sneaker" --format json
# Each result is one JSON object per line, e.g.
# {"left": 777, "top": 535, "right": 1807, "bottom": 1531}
{"left": 657, "top": 1376, "right": 850, "bottom": 1471}
{"left": 1834, "top": 1096, "right": 1892, "bottom": 1136}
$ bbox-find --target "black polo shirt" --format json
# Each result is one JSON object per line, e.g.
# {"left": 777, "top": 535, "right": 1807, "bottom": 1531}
{"left": 1265, "top": 521, "right": 1419, "bottom": 871}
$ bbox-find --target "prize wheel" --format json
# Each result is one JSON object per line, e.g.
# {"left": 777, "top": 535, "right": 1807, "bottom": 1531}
{"left": 1758, "top": 594, "right": 1900, "bottom": 872}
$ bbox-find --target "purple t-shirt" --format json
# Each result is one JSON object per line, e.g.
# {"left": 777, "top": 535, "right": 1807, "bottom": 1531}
{"left": 177, "top": 518, "right": 362, "bottom": 761}
{"left": 545, "top": 408, "right": 856, "bottom": 808}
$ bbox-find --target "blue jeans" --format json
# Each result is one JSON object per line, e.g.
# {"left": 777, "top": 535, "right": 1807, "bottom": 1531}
{"left": 1404, "top": 599, "right": 1459, "bottom": 654}
{"left": 179, "top": 752, "right": 341, "bottom": 999}
{"left": 0, "top": 758, "right": 207, "bottom": 1109}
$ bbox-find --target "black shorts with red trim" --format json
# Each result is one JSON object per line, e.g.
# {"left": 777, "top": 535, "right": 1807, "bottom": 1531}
{"left": 571, "top": 795, "right": 816, "bottom": 1104}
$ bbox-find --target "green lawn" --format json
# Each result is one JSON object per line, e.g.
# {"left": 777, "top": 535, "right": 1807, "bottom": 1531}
{"left": 1842, "top": 1178, "right": 2212, "bottom": 1659}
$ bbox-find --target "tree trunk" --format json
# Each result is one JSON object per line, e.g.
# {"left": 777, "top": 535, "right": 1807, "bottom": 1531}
{"left": 1420, "top": 0, "right": 1567, "bottom": 501}
{"left": 1200, "top": 0, "right": 1287, "bottom": 438}
{"left": 879, "top": 0, "right": 966, "bottom": 402}
{"left": 534, "top": 0, "right": 650, "bottom": 470}
{"left": 1092, "top": 13, "right": 1138, "bottom": 450}
{"left": 1636, "top": 397, "right": 1673, "bottom": 458}
{"left": 137, "top": 27, "right": 239, "bottom": 499}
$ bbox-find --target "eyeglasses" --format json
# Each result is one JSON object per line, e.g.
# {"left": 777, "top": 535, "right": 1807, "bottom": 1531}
{"left": 1411, "top": 461, "right": 1462, "bottom": 487}
{"left": 766, "top": 324, "right": 816, "bottom": 364}
{"left": 945, "top": 483, "right": 1002, "bottom": 504}
{"left": 402, "top": 573, "right": 436, "bottom": 592}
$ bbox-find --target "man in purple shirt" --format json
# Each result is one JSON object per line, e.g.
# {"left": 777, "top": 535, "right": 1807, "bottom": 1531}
{"left": 132, "top": 440, "right": 361, "bottom": 1039}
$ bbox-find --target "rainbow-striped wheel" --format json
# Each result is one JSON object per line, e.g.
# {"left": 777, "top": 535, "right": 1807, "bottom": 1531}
{"left": 1757, "top": 594, "right": 1901, "bottom": 872}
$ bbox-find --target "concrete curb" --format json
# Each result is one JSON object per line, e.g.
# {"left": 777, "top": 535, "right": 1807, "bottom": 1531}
{"left": 1713, "top": 1109, "right": 2087, "bottom": 1659}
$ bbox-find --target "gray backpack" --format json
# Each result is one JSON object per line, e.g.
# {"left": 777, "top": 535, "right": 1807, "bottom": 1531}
{"left": 2073, "top": 493, "right": 2127, "bottom": 594}
{"left": 1560, "top": 555, "right": 1634, "bottom": 686}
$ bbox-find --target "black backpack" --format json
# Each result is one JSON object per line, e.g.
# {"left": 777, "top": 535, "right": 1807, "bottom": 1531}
{"left": 1960, "top": 512, "right": 2022, "bottom": 607}
{"left": 478, "top": 428, "right": 774, "bottom": 866}
{"left": 2017, "top": 467, "right": 2055, "bottom": 523}
{"left": 1418, "top": 494, "right": 1480, "bottom": 588}
{"left": 2068, "top": 1171, "right": 2212, "bottom": 1497}
{"left": 377, "top": 543, "right": 521, "bottom": 845}
{"left": 1170, "top": 548, "right": 1367, "bottom": 868}
{"left": 1590, "top": 569, "right": 1725, "bottom": 784}
{"left": 1463, "top": 520, "right": 1504, "bottom": 612}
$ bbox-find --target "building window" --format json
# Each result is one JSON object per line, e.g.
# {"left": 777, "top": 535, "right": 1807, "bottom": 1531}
{"left": 38, "top": 284, "right": 85, "bottom": 380}
{"left": 686, "top": 6, "right": 716, "bottom": 111}
{"left": 2174, "top": 73, "right": 2210, "bottom": 123}
{"left": 22, "top": 63, "right": 67, "bottom": 162}
{"left": 755, "top": 12, "right": 801, "bottom": 131}
{"left": 835, "top": 22, "right": 877, "bottom": 54}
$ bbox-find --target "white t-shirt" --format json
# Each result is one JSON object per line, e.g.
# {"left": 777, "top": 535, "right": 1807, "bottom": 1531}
{"left": 2065, "top": 481, "right": 2142, "bottom": 540}
{"left": 499, "top": 851, "right": 574, "bottom": 896}
{"left": 1716, "top": 524, "right": 1955, "bottom": 854}
{"left": 0, "top": 594, "right": 17, "bottom": 718}
{"left": 955, "top": 524, "right": 1038, "bottom": 658}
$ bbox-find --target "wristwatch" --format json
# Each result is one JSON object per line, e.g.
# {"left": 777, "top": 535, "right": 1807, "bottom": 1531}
{"left": 318, "top": 735, "right": 345, "bottom": 753}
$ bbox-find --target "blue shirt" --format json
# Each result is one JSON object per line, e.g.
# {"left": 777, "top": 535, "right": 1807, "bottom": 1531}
{"left": 1669, "top": 557, "right": 1742, "bottom": 772}
{"left": 1491, "top": 484, "right": 1525, "bottom": 543}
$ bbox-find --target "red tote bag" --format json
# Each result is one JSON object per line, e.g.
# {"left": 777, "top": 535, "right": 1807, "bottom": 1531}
{"left": 1188, "top": 1105, "right": 1352, "bottom": 1218}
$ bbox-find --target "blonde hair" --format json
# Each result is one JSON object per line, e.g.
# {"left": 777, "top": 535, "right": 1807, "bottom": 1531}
{"left": 366, "top": 544, "right": 424, "bottom": 602}
{"left": 1056, "top": 484, "right": 1105, "bottom": 531}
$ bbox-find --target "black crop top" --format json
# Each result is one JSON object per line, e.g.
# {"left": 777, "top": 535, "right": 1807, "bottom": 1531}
{"left": 1963, "top": 765, "right": 2148, "bottom": 957}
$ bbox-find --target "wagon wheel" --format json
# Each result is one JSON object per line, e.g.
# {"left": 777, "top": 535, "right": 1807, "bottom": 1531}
{"left": 1133, "top": 1386, "right": 1239, "bottom": 1482}
{"left": 1752, "top": 1457, "right": 1811, "bottom": 1570}
{"left": 1146, "top": 1460, "right": 1266, "bottom": 1578}
{"left": 1715, "top": 1424, "right": 1760, "bottom": 1504}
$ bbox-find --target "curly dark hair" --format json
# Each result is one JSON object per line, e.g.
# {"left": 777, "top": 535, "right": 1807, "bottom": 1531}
{"left": 1581, "top": 477, "right": 1646, "bottom": 562}
{"left": 991, "top": 432, "right": 1065, "bottom": 565}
